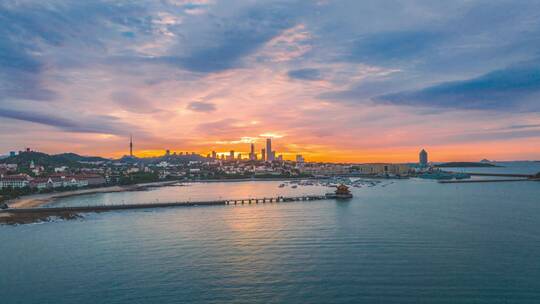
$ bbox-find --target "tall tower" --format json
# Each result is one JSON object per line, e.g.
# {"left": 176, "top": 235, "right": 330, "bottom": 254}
{"left": 250, "top": 143, "right": 255, "bottom": 160}
{"left": 261, "top": 148, "right": 266, "bottom": 161}
{"left": 266, "top": 138, "right": 273, "bottom": 161}
{"left": 419, "top": 149, "right": 428, "bottom": 166}
{"left": 129, "top": 134, "right": 133, "bottom": 157}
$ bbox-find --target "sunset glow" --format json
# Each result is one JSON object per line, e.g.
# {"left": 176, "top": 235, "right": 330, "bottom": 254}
{"left": 1, "top": 1, "right": 540, "bottom": 162}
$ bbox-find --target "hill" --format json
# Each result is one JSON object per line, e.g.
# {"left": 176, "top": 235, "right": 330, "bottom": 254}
{"left": 0, "top": 152, "right": 109, "bottom": 168}
{"left": 55, "top": 153, "right": 109, "bottom": 163}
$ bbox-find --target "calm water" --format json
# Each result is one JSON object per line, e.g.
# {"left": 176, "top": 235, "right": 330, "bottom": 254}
{"left": 2, "top": 164, "right": 540, "bottom": 303}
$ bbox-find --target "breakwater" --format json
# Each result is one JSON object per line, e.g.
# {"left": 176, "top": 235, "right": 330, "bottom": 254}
{"left": 438, "top": 179, "right": 532, "bottom": 184}
{"left": 445, "top": 171, "right": 533, "bottom": 178}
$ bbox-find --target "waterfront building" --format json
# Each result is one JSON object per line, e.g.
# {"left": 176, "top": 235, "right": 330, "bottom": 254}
{"left": 300, "top": 164, "right": 351, "bottom": 176}
{"left": 212, "top": 151, "right": 217, "bottom": 159}
{"left": 356, "top": 163, "right": 410, "bottom": 176}
{"left": 419, "top": 149, "right": 428, "bottom": 166}
{"left": 266, "top": 138, "right": 274, "bottom": 161}
{"left": 0, "top": 174, "right": 31, "bottom": 189}
{"left": 29, "top": 174, "right": 105, "bottom": 190}
{"left": 229, "top": 150, "right": 234, "bottom": 160}
{"left": 261, "top": 148, "right": 266, "bottom": 161}
{"left": 296, "top": 155, "right": 305, "bottom": 163}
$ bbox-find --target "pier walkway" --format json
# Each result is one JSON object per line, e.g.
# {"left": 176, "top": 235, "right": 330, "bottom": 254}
{"left": 1, "top": 195, "right": 329, "bottom": 215}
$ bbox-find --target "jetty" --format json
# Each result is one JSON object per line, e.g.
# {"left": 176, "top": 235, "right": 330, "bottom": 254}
{"left": 0, "top": 194, "right": 328, "bottom": 218}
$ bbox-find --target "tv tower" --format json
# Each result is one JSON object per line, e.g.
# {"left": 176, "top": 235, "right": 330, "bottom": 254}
{"left": 129, "top": 134, "right": 133, "bottom": 157}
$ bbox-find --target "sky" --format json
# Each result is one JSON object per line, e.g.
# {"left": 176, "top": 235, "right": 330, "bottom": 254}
{"left": 1, "top": 0, "right": 539, "bottom": 162}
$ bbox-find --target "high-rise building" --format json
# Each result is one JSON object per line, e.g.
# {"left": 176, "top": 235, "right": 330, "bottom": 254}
{"left": 419, "top": 149, "right": 428, "bottom": 166}
{"left": 229, "top": 150, "right": 234, "bottom": 160}
{"left": 249, "top": 143, "right": 256, "bottom": 160}
{"left": 129, "top": 134, "right": 133, "bottom": 157}
{"left": 261, "top": 148, "right": 266, "bottom": 161}
{"left": 277, "top": 155, "right": 283, "bottom": 161}
{"left": 266, "top": 138, "right": 274, "bottom": 161}
{"left": 166, "top": 149, "right": 170, "bottom": 156}
{"left": 296, "top": 155, "right": 305, "bottom": 163}
{"left": 212, "top": 151, "right": 217, "bottom": 159}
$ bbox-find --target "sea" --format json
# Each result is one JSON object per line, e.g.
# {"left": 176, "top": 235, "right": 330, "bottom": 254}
{"left": 1, "top": 161, "right": 540, "bottom": 303}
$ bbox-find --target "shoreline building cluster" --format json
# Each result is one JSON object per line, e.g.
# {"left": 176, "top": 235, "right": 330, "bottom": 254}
{"left": 209, "top": 138, "right": 290, "bottom": 162}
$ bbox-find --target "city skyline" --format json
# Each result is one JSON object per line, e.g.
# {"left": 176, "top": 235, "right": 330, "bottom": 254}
{"left": 1, "top": 1, "right": 540, "bottom": 162}
{"left": 1, "top": 137, "right": 523, "bottom": 165}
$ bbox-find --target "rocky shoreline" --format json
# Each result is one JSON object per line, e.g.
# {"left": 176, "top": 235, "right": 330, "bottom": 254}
{"left": 0, "top": 210, "right": 83, "bottom": 225}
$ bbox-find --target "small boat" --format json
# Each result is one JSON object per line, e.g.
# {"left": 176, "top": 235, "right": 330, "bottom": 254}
{"left": 291, "top": 185, "right": 298, "bottom": 189}
{"left": 278, "top": 183, "right": 286, "bottom": 188}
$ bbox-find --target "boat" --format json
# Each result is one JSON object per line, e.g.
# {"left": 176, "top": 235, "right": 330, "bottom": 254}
{"left": 278, "top": 183, "right": 286, "bottom": 188}
{"left": 325, "top": 184, "right": 353, "bottom": 199}
{"left": 291, "top": 185, "right": 298, "bottom": 189}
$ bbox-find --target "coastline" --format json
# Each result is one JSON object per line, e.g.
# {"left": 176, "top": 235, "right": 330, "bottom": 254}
{"left": 4, "top": 178, "right": 308, "bottom": 209}
{"left": 7, "top": 180, "right": 178, "bottom": 209}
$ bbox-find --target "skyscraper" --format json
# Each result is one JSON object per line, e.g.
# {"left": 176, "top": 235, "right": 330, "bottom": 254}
{"left": 229, "top": 150, "right": 234, "bottom": 160}
{"left": 266, "top": 138, "right": 274, "bottom": 161}
{"left": 211, "top": 151, "right": 217, "bottom": 159}
{"left": 261, "top": 148, "right": 266, "bottom": 161}
{"left": 419, "top": 149, "right": 428, "bottom": 166}
{"left": 249, "top": 143, "right": 255, "bottom": 160}
{"left": 129, "top": 134, "right": 133, "bottom": 157}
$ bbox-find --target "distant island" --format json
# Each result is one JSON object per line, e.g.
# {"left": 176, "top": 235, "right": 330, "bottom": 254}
{"left": 435, "top": 162, "right": 500, "bottom": 168}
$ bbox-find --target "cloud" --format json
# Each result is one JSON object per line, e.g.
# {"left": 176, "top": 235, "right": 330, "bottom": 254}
{"left": 187, "top": 101, "right": 216, "bottom": 112}
{"left": 163, "top": 2, "right": 303, "bottom": 73}
{"left": 195, "top": 118, "right": 257, "bottom": 137}
{"left": 347, "top": 31, "right": 440, "bottom": 66}
{"left": 444, "top": 129, "right": 540, "bottom": 143}
{"left": 0, "top": 108, "right": 138, "bottom": 135}
{"left": 2, "top": 1, "right": 540, "bottom": 160}
{"left": 287, "top": 68, "right": 322, "bottom": 81}
{"left": 111, "top": 91, "right": 161, "bottom": 113}
{"left": 376, "top": 62, "right": 540, "bottom": 110}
